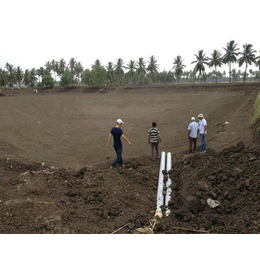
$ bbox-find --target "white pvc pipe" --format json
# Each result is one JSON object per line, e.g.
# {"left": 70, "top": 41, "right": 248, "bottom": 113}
{"left": 165, "top": 152, "right": 172, "bottom": 216}
{"left": 155, "top": 151, "right": 166, "bottom": 218}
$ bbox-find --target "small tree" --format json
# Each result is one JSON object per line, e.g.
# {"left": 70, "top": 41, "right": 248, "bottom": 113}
{"left": 83, "top": 64, "right": 107, "bottom": 87}
{"left": 60, "top": 70, "right": 76, "bottom": 88}
{"left": 40, "top": 74, "right": 55, "bottom": 88}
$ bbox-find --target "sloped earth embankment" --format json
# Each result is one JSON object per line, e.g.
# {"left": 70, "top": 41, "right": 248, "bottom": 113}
{"left": 1, "top": 141, "right": 260, "bottom": 234}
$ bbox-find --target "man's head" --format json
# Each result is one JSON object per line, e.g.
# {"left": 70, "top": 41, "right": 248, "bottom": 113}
{"left": 191, "top": 117, "right": 195, "bottom": 121}
{"left": 197, "top": 113, "right": 204, "bottom": 119}
{"left": 152, "top": 122, "right": 157, "bottom": 127}
{"left": 117, "top": 119, "right": 124, "bottom": 125}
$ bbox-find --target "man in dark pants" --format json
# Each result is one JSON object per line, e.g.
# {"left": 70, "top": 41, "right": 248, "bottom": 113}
{"left": 187, "top": 117, "right": 198, "bottom": 153}
{"left": 148, "top": 122, "right": 161, "bottom": 160}
{"left": 106, "top": 119, "right": 132, "bottom": 168}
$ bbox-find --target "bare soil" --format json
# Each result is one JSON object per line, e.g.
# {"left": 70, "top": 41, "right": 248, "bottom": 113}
{"left": 0, "top": 83, "right": 259, "bottom": 233}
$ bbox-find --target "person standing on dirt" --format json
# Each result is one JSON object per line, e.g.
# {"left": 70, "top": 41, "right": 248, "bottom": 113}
{"left": 106, "top": 119, "right": 132, "bottom": 168}
{"left": 148, "top": 122, "right": 161, "bottom": 161}
{"left": 188, "top": 117, "right": 198, "bottom": 153}
{"left": 198, "top": 113, "right": 207, "bottom": 153}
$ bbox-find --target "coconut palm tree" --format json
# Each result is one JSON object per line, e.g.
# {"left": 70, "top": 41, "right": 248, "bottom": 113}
{"left": 15, "top": 66, "right": 24, "bottom": 87}
{"left": 172, "top": 55, "right": 186, "bottom": 83}
{"left": 23, "top": 69, "right": 31, "bottom": 87}
{"left": 30, "top": 68, "right": 38, "bottom": 87}
{"left": 0, "top": 69, "right": 8, "bottom": 87}
{"left": 147, "top": 55, "right": 159, "bottom": 83}
{"left": 238, "top": 43, "right": 257, "bottom": 83}
{"left": 75, "top": 62, "right": 84, "bottom": 85}
{"left": 136, "top": 58, "right": 146, "bottom": 76}
{"left": 256, "top": 51, "right": 260, "bottom": 70}
{"left": 36, "top": 67, "right": 46, "bottom": 83}
{"left": 191, "top": 50, "right": 208, "bottom": 84}
{"left": 44, "top": 61, "right": 52, "bottom": 74}
{"left": 114, "top": 58, "right": 125, "bottom": 75}
{"left": 50, "top": 59, "right": 59, "bottom": 82}
{"left": 223, "top": 40, "right": 239, "bottom": 83}
{"left": 114, "top": 58, "right": 125, "bottom": 84}
{"left": 5, "top": 63, "right": 16, "bottom": 87}
{"left": 58, "top": 59, "right": 66, "bottom": 78}
{"left": 208, "top": 50, "right": 223, "bottom": 83}
{"left": 68, "top": 58, "right": 77, "bottom": 73}
{"left": 136, "top": 58, "right": 147, "bottom": 85}
{"left": 106, "top": 62, "right": 115, "bottom": 86}
{"left": 126, "top": 60, "right": 136, "bottom": 83}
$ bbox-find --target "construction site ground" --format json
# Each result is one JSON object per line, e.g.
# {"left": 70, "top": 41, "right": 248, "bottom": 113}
{"left": 0, "top": 83, "right": 260, "bottom": 234}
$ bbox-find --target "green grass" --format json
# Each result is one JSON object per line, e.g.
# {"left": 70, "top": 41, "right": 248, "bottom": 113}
{"left": 252, "top": 92, "right": 260, "bottom": 130}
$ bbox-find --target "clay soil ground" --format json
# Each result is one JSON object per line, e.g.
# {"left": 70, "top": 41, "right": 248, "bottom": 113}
{"left": 0, "top": 83, "right": 260, "bottom": 234}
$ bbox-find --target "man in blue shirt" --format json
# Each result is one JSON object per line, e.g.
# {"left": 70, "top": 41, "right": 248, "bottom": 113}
{"left": 106, "top": 119, "right": 132, "bottom": 168}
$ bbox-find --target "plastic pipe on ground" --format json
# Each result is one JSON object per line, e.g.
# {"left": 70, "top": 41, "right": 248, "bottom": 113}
{"left": 155, "top": 151, "right": 166, "bottom": 218}
{"left": 165, "top": 152, "right": 172, "bottom": 216}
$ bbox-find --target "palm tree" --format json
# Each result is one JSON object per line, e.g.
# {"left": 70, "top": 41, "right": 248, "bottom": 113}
{"left": 106, "top": 62, "right": 114, "bottom": 86}
{"left": 30, "top": 68, "right": 38, "bottom": 87}
{"left": 238, "top": 43, "right": 257, "bottom": 83}
{"left": 191, "top": 50, "right": 208, "bottom": 84}
{"left": 114, "top": 58, "right": 125, "bottom": 75}
{"left": 75, "top": 62, "right": 84, "bottom": 85}
{"left": 223, "top": 40, "right": 239, "bottom": 83}
{"left": 172, "top": 55, "right": 186, "bottom": 83}
{"left": 58, "top": 59, "right": 66, "bottom": 78}
{"left": 68, "top": 58, "right": 77, "bottom": 73}
{"left": 15, "top": 66, "right": 24, "bottom": 87}
{"left": 5, "top": 63, "right": 16, "bottom": 87}
{"left": 126, "top": 60, "right": 136, "bottom": 83}
{"left": 51, "top": 59, "right": 59, "bottom": 82}
{"left": 44, "top": 61, "right": 52, "bottom": 74}
{"left": 256, "top": 51, "right": 260, "bottom": 70}
{"left": 37, "top": 67, "right": 46, "bottom": 83}
{"left": 114, "top": 58, "right": 125, "bottom": 84}
{"left": 208, "top": 50, "right": 223, "bottom": 83}
{"left": 23, "top": 69, "right": 31, "bottom": 87}
{"left": 147, "top": 55, "right": 159, "bottom": 83}
{"left": 136, "top": 58, "right": 146, "bottom": 76}
{"left": 136, "top": 58, "right": 146, "bottom": 85}
{"left": 0, "top": 69, "right": 8, "bottom": 87}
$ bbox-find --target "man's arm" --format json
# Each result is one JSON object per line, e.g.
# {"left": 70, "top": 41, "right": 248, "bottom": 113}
{"left": 106, "top": 133, "right": 112, "bottom": 148}
{"left": 203, "top": 125, "right": 207, "bottom": 136}
{"left": 122, "top": 134, "right": 132, "bottom": 146}
{"left": 148, "top": 134, "right": 151, "bottom": 144}
{"left": 188, "top": 130, "right": 191, "bottom": 139}
{"left": 158, "top": 134, "right": 162, "bottom": 143}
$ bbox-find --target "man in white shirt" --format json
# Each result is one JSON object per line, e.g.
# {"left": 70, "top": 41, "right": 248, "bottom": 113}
{"left": 188, "top": 117, "right": 199, "bottom": 153}
{"left": 198, "top": 113, "right": 207, "bottom": 153}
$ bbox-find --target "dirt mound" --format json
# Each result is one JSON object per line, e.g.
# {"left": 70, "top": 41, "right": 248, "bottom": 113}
{"left": 156, "top": 142, "right": 260, "bottom": 234}
{"left": 0, "top": 156, "right": 159, "bottom": 234}
{"left": 1, "top": 141, "right": 260, "bottom": 234}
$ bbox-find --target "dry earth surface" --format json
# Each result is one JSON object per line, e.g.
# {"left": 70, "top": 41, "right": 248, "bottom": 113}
{"left": 0, "top": 83, "right": 260, "bottom": 234}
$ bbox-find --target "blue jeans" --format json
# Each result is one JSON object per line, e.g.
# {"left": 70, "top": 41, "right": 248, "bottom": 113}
{"left": 112, "top": 146, "right": 123, "bottom": 167}
{"left": 200, "top": 134, "right": 206, "bottom": 152}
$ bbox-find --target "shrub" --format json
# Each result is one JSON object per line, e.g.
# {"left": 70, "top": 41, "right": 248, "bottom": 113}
{"left": 39, "top": 74, "right": 55, "bottom": 88}
{"left": 60, "top": 70, "right": 77, "bottom": 88}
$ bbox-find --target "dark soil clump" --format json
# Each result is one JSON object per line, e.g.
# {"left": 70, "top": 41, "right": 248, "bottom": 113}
{"left": 1, "top": 142, "right": 260, "bottom": 233}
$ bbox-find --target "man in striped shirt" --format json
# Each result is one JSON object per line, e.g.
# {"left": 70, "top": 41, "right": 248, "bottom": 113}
{"left": 148, "top": 122, "right": 161, "bottom": 161}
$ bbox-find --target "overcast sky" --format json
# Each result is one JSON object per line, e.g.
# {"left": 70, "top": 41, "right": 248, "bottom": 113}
{"left": 1, "top": 0, "right": 259, "bottom": 73}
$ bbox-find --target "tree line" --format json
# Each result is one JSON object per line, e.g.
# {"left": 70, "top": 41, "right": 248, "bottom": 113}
{"left": 1, "top": 40, "right": 260, "bottom": 88}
